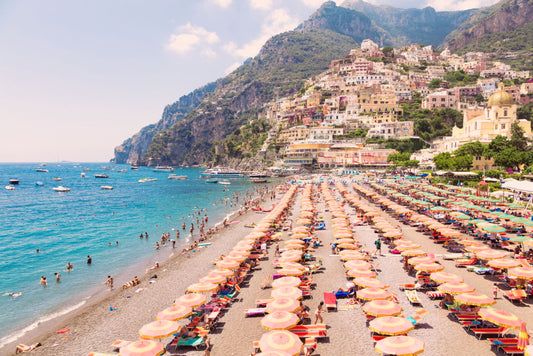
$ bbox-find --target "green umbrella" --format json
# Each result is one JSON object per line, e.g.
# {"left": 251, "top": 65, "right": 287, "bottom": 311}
{"left": 508, "top": 236, "right": 531, "bottom": 243}
{"left": 510, "top": 217, "right": 533, "bottom": 227}
{"left": 479, "top": 223, "right": 506, "bottom": 233}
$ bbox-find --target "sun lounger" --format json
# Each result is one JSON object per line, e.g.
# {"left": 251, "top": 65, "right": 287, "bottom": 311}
{"left": 255, "top": 298, "right": 272, "bottom": 306}
{"left": 398, "top": 283, "right": 416, "bottom": 291}
{"left": 289, "top": 329, "right": 327, "bottom": 339}
{"left": 176, "top": 336, "right": 205, "bottom": 350}
{"left": 425, "top": 291, "right": 444, "bottom": 299}
{"left": 489, "top": 338, "right": 518, "bottom": 349}
{"left": 324, "top": 292, "right": 337, "bottom": 310}
{"left": 333, "top": 290, "right": 354, "bottom": 298}
{"left": 503, "top": 289, "right": 527, "bottom": 303}
{"left": 455, "top": 258, "right": 477, "bottom": 267}
{"left": 244, "top": 308, "right": 266, "bottom": 317}
{"left": 500, "top": 346, "right": 526, "bottom": 355}
{"left": 405, "top": 290, "right": 422, "bottom": 305}
{"left": 472, "top": 267, "right": 494, "bottom": 275}
{"left": 290, "top": 324, "right": 327, "bottom": 333}
{"left": 372, "top": 335, "right": 387, "bottom": 343}
{"left": 443, "top": 253, "right": 465, "bottom": 260}
{"left": 470, "top": 326, "right": 506, "bottom": 339}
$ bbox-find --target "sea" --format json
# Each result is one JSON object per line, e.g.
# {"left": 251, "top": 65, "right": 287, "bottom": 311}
{"left": 0, "top": 162, "right": 263, "bottom": 348}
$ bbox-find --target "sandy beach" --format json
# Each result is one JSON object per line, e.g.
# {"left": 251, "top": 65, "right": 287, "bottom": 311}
{"left": 6, "top": 178, "right": 533, "bottom": 356}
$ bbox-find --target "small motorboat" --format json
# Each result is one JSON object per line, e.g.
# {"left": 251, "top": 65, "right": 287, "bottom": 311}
{"left": 131, "top": 166, "right": 139, "bottom": 170}
{"left": 9, "top": 179, "right": 19, "bottom": 185}
{"left": 36, "top": 168, "right": 48, "bottom": 172}
{"left": 35, "top": 181, "right": 44, "bottom": 186}
{"left": 81, "top": 173, "right": 86, "bottom": 178}
{"left": 53, "top": 177, "right": 62, "bottom": 181}
{"left": 5, "top": 185, "right": 15, "bottom": 190}
{"left": 250, "top": 178, "right": 268, "bottom": 183}
{"left": 53, "top": 186, "right": 71, "bottom": 192}
{"left": 218, "top": 180, "right": 231, "bottom": 185}
{"left": 100, "top": 185, "right": 113, "bottom": 190}
{"left": 206, "top": 178, "right": 218, "bottom": 184}
{"left": 138, "top": 178, "right": 157, "bottom": 182}
{"left": 118, "top": 169, "right": 128, "bottom": 172}
{"left": 82, "top": 168, "right": 91, "bottom": 172}
{"left": 168, "top": 174, "right": 188, "bottom": 180}
{"left": 94, "top": 174, "right": 109, "bottom": 178}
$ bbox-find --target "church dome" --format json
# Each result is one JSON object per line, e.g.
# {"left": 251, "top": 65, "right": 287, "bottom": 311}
{"left": 488, "top": 83, "right": 514, "bottom": 107}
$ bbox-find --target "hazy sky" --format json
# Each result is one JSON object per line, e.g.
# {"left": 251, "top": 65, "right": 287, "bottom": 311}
{"left": 0, "top": 0, "right": 499, "bottom": 162}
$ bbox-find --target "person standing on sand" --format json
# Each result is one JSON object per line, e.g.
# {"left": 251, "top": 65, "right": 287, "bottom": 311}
{"left": 314, "top": 301, "right": 324, "bottom": 324}
{"left": 104, "top": 275, "right": 113, "bottom": 291}
{"left": 204, "top": 336, "right": 212, "bottom": 356}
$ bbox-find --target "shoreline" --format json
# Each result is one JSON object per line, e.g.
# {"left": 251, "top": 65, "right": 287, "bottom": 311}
{"left": 1, "top": 185, "right": 279, "bottom": 356}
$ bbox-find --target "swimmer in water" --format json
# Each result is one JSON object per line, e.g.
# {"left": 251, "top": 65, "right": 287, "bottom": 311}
{"left": 54, "top": 272, "right": 61, "bottom": 282}
{"left": 40, "top": 276, "right": 47, "bottom": 286}
{"left": 66, "top": 262, "right": 74, "bottom": 271}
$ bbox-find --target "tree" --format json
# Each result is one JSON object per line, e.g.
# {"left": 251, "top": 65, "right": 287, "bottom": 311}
{"left": 493, "top": 147, "right": 524, "bottom": 170}
{"left": 454, "top": 155, "right": 473, "bottom": 171}
{"left": 510, "top": 122, "right": 528, "bottom": 151}
{"left": 428, "top": 79, "right": 442, "bottom": 89}
{"left": 433, "top": 152, "right": 454, "bottom": 170}
{"left": 382, "top": 46, "right": 394, "bottom": 57}
{"left": 454, "top": 141, "right": 487, "bottom": 157}
{"left": 486, "top": 135, "right": 510, "bottom": 156}
{"left": 474, "top": 94, "right": 485, "bottom": 103}
{"left": 387, "top": 152, "right": 411, "bottom": 163}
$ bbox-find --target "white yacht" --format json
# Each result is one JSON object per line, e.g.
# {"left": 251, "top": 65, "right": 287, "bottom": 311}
{"left": 53, "top": 186, "right": 71, "bottom": 192}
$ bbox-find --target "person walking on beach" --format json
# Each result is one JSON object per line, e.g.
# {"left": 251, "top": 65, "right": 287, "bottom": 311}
{"left": 314, "top": 301, "right": 324, "bottom": 324}
{"left": 374, "top": 238, "right": 382, "bottom": 256}
{"left": 87, "top": 255, "right": 92, "bottom": 264}
{"left": 104, "top": 275, "right": 113, "bottom": 291}
{"left": 204, "top": 336, "right": 212, "bottom": 356}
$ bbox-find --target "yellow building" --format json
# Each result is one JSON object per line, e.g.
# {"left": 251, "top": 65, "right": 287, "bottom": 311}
{"left": 433, "top": 83, "right": 532, "bottom": 152}
{"left": 284, "top": 143, "right": 330, "bottom": 166}
{"left": 278, "top": 126, "right": 310, "bottom": 145}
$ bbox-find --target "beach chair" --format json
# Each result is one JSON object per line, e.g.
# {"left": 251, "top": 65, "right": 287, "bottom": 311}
{"left": 425, "top": 291, "right": 444, "bottom": 299}
{"left": 323, "top": 292, "right": 337, "bottom": 310}
{"left": 405, "top": 290, "right": 422, "bottom": 305}
{"left": 455, "top": 258, "right": 477, "bottom": 267}
{"left": 244, "top": 308, "right": 266, "bottom": 317}
{"left": 398, "top": 283, "right": 416, "bottom": 291}
{"left": 489, "top": 338, "right": 518, "bottom": 349}
{"left": 503, "top": 289, "right": 527, "bottom": 303}
{"left": 333, "top": 290, "right": 354, "bottom": 298}
{"left": 500, "top": 346, "right": 526, "bottom": 356}
{"left": 175, "top": 336, "right": 205, "bottom": 350}
{"left": 255, "top": 298, "right": 272, "bottom": 306}
{"left": 470, "top": 326, "right": 507, "bottom": 339}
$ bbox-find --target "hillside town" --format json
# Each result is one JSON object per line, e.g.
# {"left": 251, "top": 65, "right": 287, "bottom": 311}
{"left": 263, "top": 39, "right": 533, "bottom": 171}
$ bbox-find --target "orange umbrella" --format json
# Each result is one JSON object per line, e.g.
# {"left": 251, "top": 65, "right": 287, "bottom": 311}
{"left": 438, "top": 282, "right": 475, "bottom": 295}
{"left": 370, "top": 316, "right": 414, "bottom": 336}
{"left": 344, "top": 260, "right": 372, "bottom": 270}
{"left": 357, "top": 288, "right": 392, "bottom": 301}
{"left": 476, "top": 249, "right": 508, "bottom": 260}
{"left": 400, "top": 249, "right": 426, "bottom": 257}
{"left": 266, "top": 298, "right": 301, "bottom": 313}
{"left": 156, "top": 304, "right": 192, "bottom": 321}
{"left": 261, "top": 311, "right": 300, "bottom": 330}
{"left": 200, "top": 274, "right": 227, "bottom": 285}
{"left": 187, "top": 282, "right": 218, "bottom": 293}
{"left": 407, "top": 256, "right": 436, "bottom": 265}
{"left": 259, "top": 330, "right": 303, "bottom": 356}
{"left": 278, "top": 262, "right": 306, "bottom": 270}
{"left": 119, "top": 340, "right": 165, "bottom": 356}
{"left": 464, "top": 245, "right": 490, "bottom": 253}
{"left": 216, "top": 259, "right": 241, "bottom": 269}
{"left": 174, "top": 293, "right": 207, "bottom": 308}
{"left": 354, "top": 277, "right": 387, "bottom": 289}
{"left": 479, "top": 307, "right": 523, "bottom": 329}
{"left": 363, "top": 300, "right": 402, "bottom": 317}
{"left": 272, "top": 277, "right": 301, "bottom": 289}
{"left": 278, "top": 268, "right": 305, "bottom": 277}
{"left": 454, "top": 292, "right": 495, "bottom": 306}
{"left": 139, "top": 320, "right": 180, "bottom": 340}
{"left": 271, "top": 287, "right": 303, "bottom": 300}
{"left": 208, "top": 268, "right": 234, "bottom": 278}
{"left": 414, "top": 262, "right": 444, "bottom": 272}
{"left": 488, "top": 259, "right": 522, "bottom": 269}
{"left": 438, "top": 229, "right": 462, "bottom": 238}
{"left": 508, "top": 267, "right": 533, "bottom": 280}
{"left": 347, "top": 268, "right": 377, "bottom": 278}
{"left": 430, "top": 271, "right": 463, "bottom": 284}
{"left": 337, "top": 243, "right": 359, "bottom": 250}
{"left": 339, "top": 251, "right": 367, "bottom": 260}
{"left": 375, "top": 336, "right": 424, "bottom": 355}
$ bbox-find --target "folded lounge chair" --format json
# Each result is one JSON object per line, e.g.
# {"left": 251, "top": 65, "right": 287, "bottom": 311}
{"left": 245, "top": 308, "right": 266, "bottom": 317}
{"left": 405, "top": 290, "right": 422, "bottom": 304}
{"left": 323, "top": 292, "right": 337, "bottom": 310}
{"left": 425, "top": 291, "right": 444, "bottom": 299}
{"left": 503, "top": 289, "right": 527, "bottom": 303}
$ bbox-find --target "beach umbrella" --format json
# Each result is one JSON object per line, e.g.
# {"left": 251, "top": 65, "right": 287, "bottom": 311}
{"left": 296, "top": 218, "right": 312, "bottom": 226}
{"left": 518, "top": 322, "right": 530, "bottom": 351}
{"left": 400, "top": 249, "right": 426, "bottom": 257}
{"left": 375, "top": 336, "right": 424, "bottom": 356}
{"left": 272, "top": 277, "right": 301, "bottom": 289}
{"left": 383, "top": 230, "right": 403, "bottom": 238}
{"left": 284, "top": 239, "right": 305, "bottom": 245}
{"left": 344, "top": 260, "right": 372, "bottom": 270}
{"left": 208, "top": 268, "right": 234, "bottom": 278}
{"left": 370, "top": 316, "right": 414, "bottom": 336}
{"left": 139, "top": 320, "right": 180, "bottom": 340}
{"left": 339, "top": 251, "right": 367, "bottom": 260}
{"left": 457, "top": 238, "right": 481, "bottom": 245}
{"left": 438, "top": 282, "right": 475, "bottom": 295}
{"left": 465, "top": 244, "right": 490, "bottom": 253}
{"left": 337, "top": 243, "right": 359, "bottom": 250}
{"left": 455, "top": 292, "right": 495, "bottom": 306}
{"left": 335, "top": 238, "right": 356, "bottom": 244}
{"left": 255, "top": 352, "right": 291, "bottom": 356}
{"left": 526, "top": 345, "right": 533, "bottom": 356}
{"left": 347, "top": 268, "right": 377, "bottom": 278}
{"left": 199, "top": 274, "right": 227, "bottom": 285}
{"left": 476, "top": 249, "right": 508, "bottom": 260}
{"left": 487, "top": 259, "right": 522, "bottom": 269}
{"left": 511, "top": 217, "right": 533, "bottom": 227}
{"left": 279, "top": 255, "right": 301, "bottom": 263}
{"left": 261, "top": 311, "right": 300, "bottom": 330}
{"left": 414, "top": 262, "right": 444, "bottom": 272}
{"left": 227, "top": 251, "right": 249, "bottom": 262}
{"left": 408, "top": 256, "right": 436, "bottom": 265}
{"left": 156, "top": 304, "right": 192, "bottom": 321}
{"left": 289, "top": 233, "right": 309, "bottom": 240}
{"left": 278, "top": 262, "right": 306, "bottom": 270}
{"left": 216, "top": 259, "right": 241, "bottom": 269}
{"left": 357, "top": 288, "right": 392, "bottom": 301}
{"left": 278, "top": 268, "right": 305, "bottom": 277}
{"left": 187, "top": 282, "right": 218, "bottom": 293}
{"left": 258, "top": 330, "right": 303, "bottom": 356}
{"left": 283, "top": 244, "right": 304, "bottom": 250}
{"left": 430, "top": 271, "right": 463, "bottom": 284}
{"left": 119, "top": 340, "right": 165, "bottom": 356}
{"left": 508, "top": 267, "right": 533, "bottom": 280}
{"left": 363, "top": 300, "right": 402, "bottom": 317}
{"left": 396, "top": 242, "right": 421, "bottom": 251}
{"left": 479, "top": 307, "right": 523, "bottom": 329}
{"left": 438, "top": 229, "right": 463, "bottom": 238}
{"left": 292, "top": 227, "right": 309, "bottom": 233}
{"left": 271, "top": 287, "right": 303, "bottom": 300}
{"left": 174, "top": 293, "right": 207, "bottom": 308}
{"left": 266, "top": 298, "right": 301, "bottom": 314}
{"left": 479, "top": 223, "right": 506, "bottom": 233}
{"left": 354, "top": 277, "right": 387, "bottom": 289}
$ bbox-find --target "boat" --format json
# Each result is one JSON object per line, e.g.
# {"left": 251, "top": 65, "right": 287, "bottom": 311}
{"left": 200, "top": 167, "right": 244, "bottom": 178}
{"left": 9, "top": 179, "right": 19, "bottom": 185}
{"left": 168, "top": 174, "right": 188, "bottom": 180}
{"left": 248, "top": 171, "right": 271, "bottom": 178}
{"left": 118, "top": 169, "right": 127, "bottom": 172}
{"left": 218, "top": 180, "right": 231, "bottom": 185}
{"left": 35, "top": 181, "right": 44, "bottom": 186}
{"left": 206, "top": 178, "right": 219, "bottom": 184}
{"left": 36, "top": 168, "right": 48, "bottom": 172}
{"left": 5, "top": 185, "right": 15, "bottom": 190}
{"left": 131, "top": 166, "right": 139, "bottom": 170}
{"left": 81, "top": 173, "right": 86, "bottom": 178}
{"left": 53, "top": 177, "right": 62, "bottom": 181}
{"left": 94, "top": 174, "right": 109, "bottom": 178}
{"left": 153, "top": 166, "right": 174, "bottom": 173}
{"left": 138, "top": 178, "right": 157, "bottom": 182}
{"left": 52, "top": 186, "right": 71, "bottom": 192}
{"left": 100, "top": 185, "right": 114, "bottom": 190}
{"left": 82, "top": 168, "right": 91, "bottom": 172}
{"left": 250, "top": 178, "right": 268, "bottom": 183}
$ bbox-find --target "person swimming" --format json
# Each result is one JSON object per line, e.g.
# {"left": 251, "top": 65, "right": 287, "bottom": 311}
{"left": 66, "top": 262, "right": 73, "bottom": 271}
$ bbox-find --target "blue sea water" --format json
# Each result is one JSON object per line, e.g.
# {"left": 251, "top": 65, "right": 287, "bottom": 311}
{"left": 0, "top": 163, "right": 258, "bottom": 347}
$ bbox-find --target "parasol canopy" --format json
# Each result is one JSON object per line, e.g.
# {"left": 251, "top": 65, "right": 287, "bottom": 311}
{"left": 119, "top": 339, "right": 165, "bottom": 356}
{"left": 261, "top": 311, "right": 300, "bottom": 330}
{"left": 454, "top": 292, "right": 495, "bottom": 306}
{"left": 363, "top": 300, "right": 402, "bottom": 317}
{"left": 479, "top": 307, "right": 523, "bottom": 329}
{"left": 375, "top": 335, "right": 424, "bottom": 356}
{"left": 258, "top": 330, "right": 303, "bottom": 356}
{"left": 369, "top": 316, "right": 415, "bottom": 336}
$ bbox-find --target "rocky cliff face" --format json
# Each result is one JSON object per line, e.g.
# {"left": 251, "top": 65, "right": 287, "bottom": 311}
{"left": 113, "top": 81, "right": 217, "bottom": 164}
{"left": 446, "top": 0, "right": 533, "bottom": 51}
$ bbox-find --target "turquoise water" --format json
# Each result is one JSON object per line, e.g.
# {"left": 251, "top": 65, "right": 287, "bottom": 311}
{"left": 0, "top": 163, "right": 258, "bottom": 346}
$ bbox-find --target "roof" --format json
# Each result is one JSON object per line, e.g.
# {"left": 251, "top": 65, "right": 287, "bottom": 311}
{"left": 502, "top": 179, "right": 533, "bottom": 194}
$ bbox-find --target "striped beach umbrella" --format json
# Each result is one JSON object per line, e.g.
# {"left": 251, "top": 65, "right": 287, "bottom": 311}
{"left": 344, "top": 260, "right": 372, "bottom": 270}
{"left": 216, "top": 259, "right": 241, "bottom": 269}
{"left": 363, "top": 300, "right": 402, "bottom": 317}
{"left": 272, "top": 277, "right": 301, "bottom": 289}
{"left": 464, "top": 244, "right": 490, "bottom": 253}
{"left": 186, "top": 282, "right": 218, "bottom": 293}
{"left": 266, "top": 297, "right": 301, "bottom": 314}
{"left": 278, "top": 268, "right": 305, "bottom": 277}
{"left": 479, "top": 307, "right": 523, "bottom": 329}
{"left": 518, "top": 322, "right": 530, "bottom": 351}
{"left": 261, "top": 311, "right": 300, "bottom": 330}
{"left": 508, "top": 267, "right": 533, "bottom": 280}
{"left": 255, "top": 351, "right": 291, "bottom": 356}
{"left": 139, "top": 320, "right": 180, "bottom": 340}
{"left": 400, "top": 249, "right": 427, "bottom": 257}
{"left": 487, "top": 259, "right": 522, "bottom": 269}
{"left": 357, "top": 288, "right": 392, "bottom": 301}
{"left": 430, "top": 271, "right": 463, "bottom": 284}
{"left": 174, "top": 293, "right": 207, "bottom": 308}
{"left": 354, "top": 277, "right": 387, "bottom": 289}
{"left": 455, "top": 292, "right": 495, "bottom": 306}
{"left": 438, "top": 282, "right": 475, "bottom": 295}
{"left": 259, "top": 330, "right": 303, "bottom": 356}
{"left": 339, "top": 251, "right": 367, "bottom": 260}
{"left": 414, "top": 262, "right": 444, "bottom": 272}
{"left": 479, "top": 223, "right": 506, "bottom": 233}
{"left": 476, "top": 249, "right": 508, "bottom": 260}
{"left": 119, "top": 339, "right": 165, "bottom": 356}
{"left": 156, "top": 304, "right": 192, "bottom": 321}
{"left": 271, "top": 287, "right": 303, "bottom": 300}
{"left": 208, "top": 268, "right": 234, "bottom": 278}
{"left": 347, "top": 268, "right": 377, "bottom": 278}
{"left": 408, "top": 256, "right": 436, "bottom": 265}
{"left": 375, "top": 336, "right": 424, "bottom": 355}
{"left": 199, "top": 274, "right": 227, "bottom": 285}
{"left": 370, "top": 316, "right": 414, "bottom": 336}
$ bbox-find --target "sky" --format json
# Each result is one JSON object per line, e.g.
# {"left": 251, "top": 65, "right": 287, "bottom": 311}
{"left": 0, "top": 0, "right": 500, "bottom": 162}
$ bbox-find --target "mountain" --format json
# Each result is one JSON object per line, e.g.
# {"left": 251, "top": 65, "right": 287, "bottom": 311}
{"left": 114, "top": 82, "right": 217, "bottom": 164}
{"left": 445, "top": 0, "right": 533, "bottom": 56}
{"left": 137, "top": 29, "right": 358, "bottom": 166}
{"left": 341, "top": 0, "right": 477, "bottom": 48}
